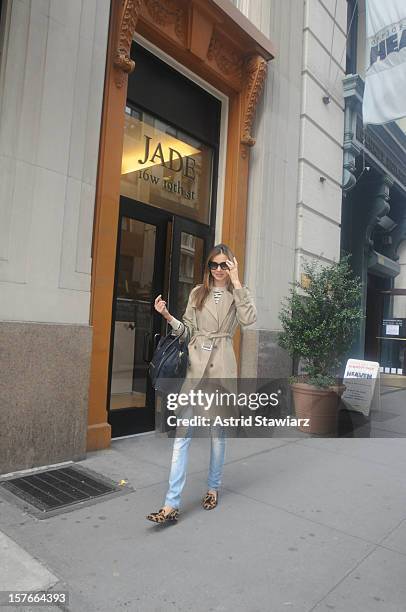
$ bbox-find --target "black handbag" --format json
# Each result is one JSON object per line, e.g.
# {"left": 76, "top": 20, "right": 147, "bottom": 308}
{"left": 148, "top": 324, "right": 189, "bottom": 393}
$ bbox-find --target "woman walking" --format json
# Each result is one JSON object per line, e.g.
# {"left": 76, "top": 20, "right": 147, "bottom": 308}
{"left": 146, "top": 243, "right": 257, "bottom": 524}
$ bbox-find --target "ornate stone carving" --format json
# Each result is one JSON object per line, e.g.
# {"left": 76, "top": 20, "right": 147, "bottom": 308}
{"left": 241, "top": 144, "right": 249, "bottom": 159}
{"left": 114, "top": 0, "right": 144, "bottom": 88}
{"left": 207, "top": 34, "right": 244, "bottom": 81}
{"left": 144, "top": 0, "right": 186, "bottom": 44}
{"left": 241, "top": 55, "right": 267, "bottom": 146}
{"left": 112, "top": 0, "right": 269, "bottom": 151}
{"left": 365, "top": 175, "right": 393, "bottom": 248}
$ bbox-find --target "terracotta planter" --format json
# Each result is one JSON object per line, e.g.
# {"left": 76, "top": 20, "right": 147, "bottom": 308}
{"left": 291, "top": 382, "right": 346, "bottom": 435}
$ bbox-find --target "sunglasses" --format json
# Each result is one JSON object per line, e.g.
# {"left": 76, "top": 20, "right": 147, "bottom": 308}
{"left": 208, "top": 261, "right": 229, "bottom": 271}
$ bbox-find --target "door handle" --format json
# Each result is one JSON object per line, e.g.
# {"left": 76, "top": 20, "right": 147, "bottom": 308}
{"left": 143, "top": 332, "right": 152, "bottom": 363}
{"left": 153, "top": 333, "right": 161, "bottom": 350}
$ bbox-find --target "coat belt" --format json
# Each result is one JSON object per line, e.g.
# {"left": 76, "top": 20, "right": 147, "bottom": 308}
{"left": 189, "top": 331, "right": 232, "bottom": 346}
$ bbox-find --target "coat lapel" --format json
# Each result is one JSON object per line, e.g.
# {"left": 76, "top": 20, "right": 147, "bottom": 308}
{"left": 205, "top": 290, "right": 218, "bottom": 323}
{"left": 218, "top": 289, "right": 234, "bottom": 329}
{"left": 204, "top": 288, "right": 235, "bottom": 328}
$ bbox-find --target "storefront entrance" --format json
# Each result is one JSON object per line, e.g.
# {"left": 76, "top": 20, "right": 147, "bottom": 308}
{"left": 107, "top": 44, "right": 219, "bottom": 436}
{"left": 366, "top": 287, "right": 406, "bottom": 387}
{"left": 108, "top": 198, "right": 211, "bottom": 436}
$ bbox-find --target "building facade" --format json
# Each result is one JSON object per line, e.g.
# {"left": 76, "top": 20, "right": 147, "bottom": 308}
{"left": 342, "top": 0, "right": 406, "bottom": 383}
{"left": 232, "top": 0, "right": 348, "bottom": 378}
{"left": 0, "top": 0, "right": 111, "bottom": 473}
{"left": 0, "top": 0, "right": 353, "bottom": 475}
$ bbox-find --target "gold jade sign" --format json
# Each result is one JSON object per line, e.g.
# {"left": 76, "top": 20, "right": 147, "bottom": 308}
{"left": 121, "top": 110, "right": 213, "bottom": 224}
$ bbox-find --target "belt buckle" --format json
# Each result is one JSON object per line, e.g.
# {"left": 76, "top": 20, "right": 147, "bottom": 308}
{"left": 201, "top": 340, "right": 213, "bottom": 351}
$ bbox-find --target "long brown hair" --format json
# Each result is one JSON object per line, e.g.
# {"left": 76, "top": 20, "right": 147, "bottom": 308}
{"left": 193, "top": 243, "right": 235, "bottom": 310}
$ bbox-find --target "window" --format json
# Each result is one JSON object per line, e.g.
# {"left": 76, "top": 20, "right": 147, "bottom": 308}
{"left": 346, "top": 0, "right": 359, "bottom": 75}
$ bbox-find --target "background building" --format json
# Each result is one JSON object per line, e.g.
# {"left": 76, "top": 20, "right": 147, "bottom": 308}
{"left": 342, "top": 0, "right": 406, "bottom": 383}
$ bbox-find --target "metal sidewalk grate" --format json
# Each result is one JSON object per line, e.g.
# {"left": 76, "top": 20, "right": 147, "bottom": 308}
{"left": 0, "top": 465, "right": 120, "bottom": 514}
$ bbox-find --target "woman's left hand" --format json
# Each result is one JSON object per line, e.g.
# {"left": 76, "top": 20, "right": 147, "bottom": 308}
{"left": 226, "top": 257, "right": 242, "bottom": 288}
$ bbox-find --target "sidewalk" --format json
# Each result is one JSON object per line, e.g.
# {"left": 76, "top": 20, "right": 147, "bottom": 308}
{"left": 1, "top": 391, "right": 406, "bottom": 611}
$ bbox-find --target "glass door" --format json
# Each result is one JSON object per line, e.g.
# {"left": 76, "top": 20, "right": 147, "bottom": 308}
{"left": 108, "top": 198, "right": 171, "bottom": 436}
{"left": 108, "top": 202, "right": 213, "bottom": 437}
{"left": 169, "top": 217, "right": 213, "bottom": 319}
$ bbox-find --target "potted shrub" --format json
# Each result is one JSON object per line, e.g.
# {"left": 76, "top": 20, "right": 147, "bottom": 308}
{"left": 278, "top": 256, "right": 363, "bottom": 435}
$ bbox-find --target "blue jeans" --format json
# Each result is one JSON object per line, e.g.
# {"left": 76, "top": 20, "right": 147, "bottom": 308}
{"left": 164, "top": 413, "right": 226, "bottom": 509}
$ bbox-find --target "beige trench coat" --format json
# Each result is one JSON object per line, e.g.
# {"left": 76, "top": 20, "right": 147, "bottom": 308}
{"left": 170, "top": 284, "right": 257, "bottom": 418}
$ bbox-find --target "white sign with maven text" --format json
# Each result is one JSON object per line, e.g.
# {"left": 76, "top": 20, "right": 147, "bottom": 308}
{"left": 341, "top": 359, "right": 380, "bottom": 417}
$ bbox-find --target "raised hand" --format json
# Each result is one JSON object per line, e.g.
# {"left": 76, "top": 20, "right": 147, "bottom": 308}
{"left": 154, "top": 294, "right": 171, "bottom": 320}
{"left": 225, "top": 257, "right": 242, "bottom": 288}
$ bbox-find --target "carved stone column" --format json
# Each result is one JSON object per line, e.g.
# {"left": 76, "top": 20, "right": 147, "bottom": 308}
{"left": 87, "top": 0, "right": 146, "bottom": 451}
{"left": 365, "top": 175, "right": 392, "bottom": 247}
{"left": 222, "top": 54, "right": 267, "bottom": 276}
{"left": 241, "top": 55, "right": 268, "bottom": 148}
{"left": 384, "top": 212, "right": 406, "bottom": 262}
{"left": 113, "top": 0, "right": 144, "bottom": 87}
{"left": 342, "top": 74, "right": 363, "bottom": 191}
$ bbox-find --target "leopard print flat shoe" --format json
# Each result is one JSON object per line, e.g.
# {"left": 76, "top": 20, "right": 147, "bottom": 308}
{"left": 146, "top": 507, "right": 179, "bottom": 524}
{"left": 202, "top": 490, "right": 218, "bottom": 510}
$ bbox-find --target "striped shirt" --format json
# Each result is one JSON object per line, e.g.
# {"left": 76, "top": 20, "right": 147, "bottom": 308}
{"left": 212, "top": 287, "right": 225, "bottom": 304}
